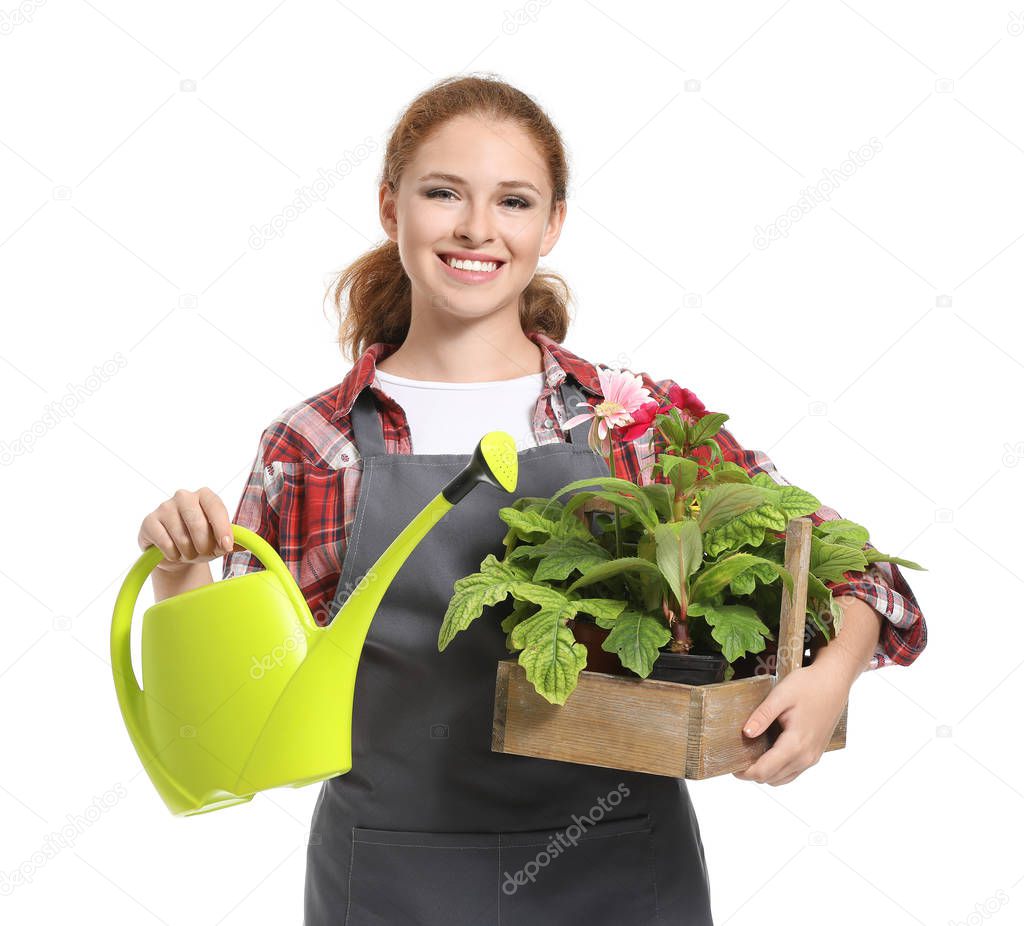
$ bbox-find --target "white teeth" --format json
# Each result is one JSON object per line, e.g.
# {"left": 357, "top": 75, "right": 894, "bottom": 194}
{"left": 444, "top": 256, "right": 500, "bottom": 272}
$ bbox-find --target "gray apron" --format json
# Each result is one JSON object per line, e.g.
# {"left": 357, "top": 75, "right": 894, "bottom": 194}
{"left": 304, "top": 380, "right": 714, "bottom": 925}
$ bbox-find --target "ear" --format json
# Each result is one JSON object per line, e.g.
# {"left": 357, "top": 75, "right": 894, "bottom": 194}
{"left": 538, "top": 199, "right": 567, "bottom": 258}
{"left": 379, "top": 182, "right": 398, "bottom": 243}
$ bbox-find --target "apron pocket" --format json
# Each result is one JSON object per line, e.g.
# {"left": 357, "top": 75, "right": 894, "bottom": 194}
{"left": 346, "top": 827, "right": 499, "bottom": 926}
{"left": 498, "top": 813, "right": 659, "bottom": 925}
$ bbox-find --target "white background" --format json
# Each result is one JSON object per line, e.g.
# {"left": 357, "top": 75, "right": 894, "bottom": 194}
{"left": 1, "top": 1, "right": 1019, "bottom": 924}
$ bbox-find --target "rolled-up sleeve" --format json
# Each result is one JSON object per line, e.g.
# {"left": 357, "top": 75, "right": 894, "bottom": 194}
{"left": 713, "top": 425, "right": 928, "bottom": 670}
{"left": 222, "top": 427, "right": 283, "bottom": 581}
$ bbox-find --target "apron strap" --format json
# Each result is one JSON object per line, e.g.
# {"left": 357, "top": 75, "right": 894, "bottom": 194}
{"left": 349, "top": 379, "right": 595, "bottom": 457}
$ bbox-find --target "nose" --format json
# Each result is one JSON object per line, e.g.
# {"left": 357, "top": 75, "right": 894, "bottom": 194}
{"left": 453, "top": 197, "right": 496, "bottom": 246}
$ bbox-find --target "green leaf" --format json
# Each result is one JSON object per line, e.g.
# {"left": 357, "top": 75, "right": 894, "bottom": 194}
{"left": 500, "top": 598, "right": 535, "bottom": 650}
{"left": 498, "top": 507, "right": 560, "bottom": 545}
{"left": 510, "top": 581, "right": 569, "bottom": 610}
{"left": 653, "top": 409, "right": 685, "bottom": 446}
{"left": 571, "top": 597, "right": 628, "bottom": 627}
{"left": 701, "top": 521, "right": 762, "bottom": 558}
{"left": 689, "top": 412, "right": 730, "bottom": 445}
{"left": 705, "top": 462, "right": 753, "bottom": 485}
{"left": 815, "top": 518, "right": 870, "bottom": 548}
{"left": 774, "top": 485, "right": 821, "bottom": 519}
{"left": 438, "top": 555, "right": 531, "bottom": 650}
{"left": 500, "top": 598, "right": 532, "bottom": 633}
{"left": 806, "top": 573, "right": 842, "bottom": 631}
{"left": 565, "top": 556, "right": 664, "bottom": 594}
{"left": 512, "top": 495, "right": 566, "bottom": 517}
{"left": 546, "top": 476, "right": 656, "bottom": 516}
{"left": 587, "top": 491, "right": 658, "bottom": 531}
{"left": 810, "top": 537, "right": 869, "bottom": 583}
{"left": 654, "top": 520, "right": 703, "bottom": 605}
{"left": 510, "top": 599, "right": 587, "bottom": 705}
{"left": 697, "top": 484, "right": 776, "bottom": 532}
{"left": 600, "top": 609, "right": 671, "bottom": 677}
{"left": 728, "top": 559, "right": 784, "bottom": 596}
{"left": 863, "top": 548, "right": 926, "bottom": 571}
{"left": 558, "top": 484, "right": 658, "bottom": 532}
{"left": 655, "top": 455, "right": 699, "bottom": 494}
{"left": 638, "top": 483, "right": 674, "bottom": 521}
{"left": 699, "top": 603, "right": 773, "bottom": 662}
{"left": 690, "top": 553, "right": 793, "bottom": 602}
{"left": 508, "top": 536, "right": 611, "bottom": 582}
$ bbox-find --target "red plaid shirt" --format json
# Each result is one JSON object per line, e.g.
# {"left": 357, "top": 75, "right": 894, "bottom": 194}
{"left": 224, "top": 329, "right": 926, "bottom": 670}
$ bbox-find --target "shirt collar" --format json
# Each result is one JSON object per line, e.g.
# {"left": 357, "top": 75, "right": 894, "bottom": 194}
{"left": 331, "top": 329, "right": 604, "bottom": 422}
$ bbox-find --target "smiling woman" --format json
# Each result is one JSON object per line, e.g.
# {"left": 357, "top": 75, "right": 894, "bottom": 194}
{"left": 286, "top": 73, "right": 719, "bottom": 926}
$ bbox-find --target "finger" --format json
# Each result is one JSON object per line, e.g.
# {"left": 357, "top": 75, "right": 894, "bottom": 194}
{"left": 197, "top": 487, "right": 234, "bottom": 554}
{"left": 142, "top": 516, "right": 179, "bottom": 562}
{"left": 177, "top": 488, "right": 216, "bottom": 556}
{"left": 737, "top": 727, "right": 803, "bottom": 783}
{"left": 164, "top": 502, "right": 199, "bottom": 560}
{"left": 768, "top": 767, "right": 803, "bottom": 787}
{"left": 742, "top": 688, "right": 789, "bottom": 738}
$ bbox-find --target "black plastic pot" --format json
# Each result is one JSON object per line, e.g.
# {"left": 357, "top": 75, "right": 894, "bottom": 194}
{"left": 648, "top": 651, "right": 728, "bottom": 685}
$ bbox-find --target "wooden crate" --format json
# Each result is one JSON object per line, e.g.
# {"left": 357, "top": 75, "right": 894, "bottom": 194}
{"left": 492, "top": 517, "right": 848, "bottom": 779}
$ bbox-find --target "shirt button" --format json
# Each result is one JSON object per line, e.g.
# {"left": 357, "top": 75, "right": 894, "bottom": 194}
{"left": 543, "top": 417, "right": 555, "bottom": 429}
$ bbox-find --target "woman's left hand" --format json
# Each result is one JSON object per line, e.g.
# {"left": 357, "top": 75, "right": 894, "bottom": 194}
{"left": 732, "top": 662, "right": 850, "bottom": 786}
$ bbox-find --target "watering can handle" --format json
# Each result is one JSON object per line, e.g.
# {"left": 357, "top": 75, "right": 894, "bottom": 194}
{"left": 110, "top": 523, "right": 316, "bottom": 699}
{"left": 109, "top": 524, "right": 316, "bottom": 809}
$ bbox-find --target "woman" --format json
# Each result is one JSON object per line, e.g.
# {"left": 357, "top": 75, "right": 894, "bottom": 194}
{"left": 142, "top": 73, "right": 927, "bottom": 925}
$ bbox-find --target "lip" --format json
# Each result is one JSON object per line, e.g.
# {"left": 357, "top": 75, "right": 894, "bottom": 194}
{"left": 436, "top": 252, "right": 506, "bottom": 284}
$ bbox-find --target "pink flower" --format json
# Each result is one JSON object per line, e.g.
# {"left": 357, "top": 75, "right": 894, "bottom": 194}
{"left": 562, "top": 368, "right": 652, "bottom": 455}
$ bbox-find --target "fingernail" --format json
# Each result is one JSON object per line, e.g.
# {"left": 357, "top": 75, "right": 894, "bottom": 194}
{"left": 222, "top": 535, "right": 232, "bottom": 551}
{"left": 744, "top": 725, "right": 757, "bottom": 736}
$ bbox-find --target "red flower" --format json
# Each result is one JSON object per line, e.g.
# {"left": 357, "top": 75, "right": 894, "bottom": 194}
{"left": 667, "top": 384, "right": 707, "bottom": 425}
{"left": 614, "top": 384, "right": 711, "bottom": 442}
{"left": 617, "top": 400, "right": 673, "bottom": 441}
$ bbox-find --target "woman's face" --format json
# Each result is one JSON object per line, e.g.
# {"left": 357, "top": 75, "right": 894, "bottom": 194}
{"left": 381, "top": 114, "right": 566, "bottom": 323}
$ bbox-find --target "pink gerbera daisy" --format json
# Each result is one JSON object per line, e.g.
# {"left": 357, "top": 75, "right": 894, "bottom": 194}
{"left": 562, "top": 367, "right": 652, "bottom": 455}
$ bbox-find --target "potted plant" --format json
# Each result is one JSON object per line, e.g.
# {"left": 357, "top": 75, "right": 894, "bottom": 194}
{"left": 437, "top": 371, "right": 926, "bottom": 777}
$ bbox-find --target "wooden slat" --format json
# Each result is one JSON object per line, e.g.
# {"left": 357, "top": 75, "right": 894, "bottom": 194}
{"left": 777, "top": 517, "right": 813, "bottom": 680}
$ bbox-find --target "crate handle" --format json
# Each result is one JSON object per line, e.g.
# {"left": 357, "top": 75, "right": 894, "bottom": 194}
{"left": 776, "top": 517, "right": 813, "bottom": 681}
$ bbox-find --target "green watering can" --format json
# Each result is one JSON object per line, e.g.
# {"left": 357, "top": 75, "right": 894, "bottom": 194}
{"left": 110, "top": 433, "right": 518, "bottom": 817}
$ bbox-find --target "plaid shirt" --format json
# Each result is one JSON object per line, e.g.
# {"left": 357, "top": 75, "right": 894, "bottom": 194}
{"left": 224, "top": 329, "right": 926, "bottom": 670}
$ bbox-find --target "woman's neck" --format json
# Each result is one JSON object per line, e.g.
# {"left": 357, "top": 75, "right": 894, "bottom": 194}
{"left": 377, "top": 321, "right": 544, "bottom": 383}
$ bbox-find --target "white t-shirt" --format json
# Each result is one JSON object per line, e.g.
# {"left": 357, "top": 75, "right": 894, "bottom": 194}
{"left": 374, "top": 368, "right": 546, "bottom": 455}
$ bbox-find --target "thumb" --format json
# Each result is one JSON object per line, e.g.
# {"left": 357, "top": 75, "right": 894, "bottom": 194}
{"left": 742, "top": 688, "right": 785, "bottom": 738}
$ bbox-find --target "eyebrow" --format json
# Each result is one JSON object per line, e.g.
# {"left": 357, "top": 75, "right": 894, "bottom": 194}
{"left": 417, "top": 172, "right": 541, "bottom": 196}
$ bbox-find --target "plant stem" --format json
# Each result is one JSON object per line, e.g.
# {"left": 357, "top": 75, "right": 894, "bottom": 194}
{"left": 608, "top": 442, "right": 622, "bottom": 558}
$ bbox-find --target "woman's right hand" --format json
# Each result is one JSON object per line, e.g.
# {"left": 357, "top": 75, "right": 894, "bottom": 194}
{"left": 139, "top": 488, "right": 237, "bottom": 573}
